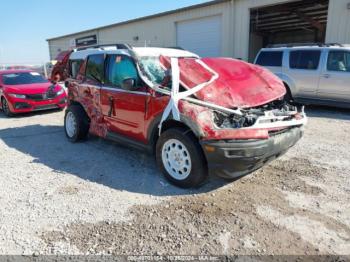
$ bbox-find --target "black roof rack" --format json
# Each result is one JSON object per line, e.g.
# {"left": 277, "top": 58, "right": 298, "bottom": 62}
{"left": 75, "top": 43, "right": 132, "bottom": 51}
{"left": 165, "top": 46, "right": 185, "bottom": 50}
{"left": 266, "top": 43, "right": 344, "bottom": 48}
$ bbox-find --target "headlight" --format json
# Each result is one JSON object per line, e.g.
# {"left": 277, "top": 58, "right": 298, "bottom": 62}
{"left": 8, "top": 93, "right": 26, "bottom": 99}
{"left": 56, "top": 88, "right": 65, "bottom": 96}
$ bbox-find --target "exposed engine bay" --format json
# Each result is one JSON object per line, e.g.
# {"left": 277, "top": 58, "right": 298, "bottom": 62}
{"left": 214, "top": 100, "right": 304, "bottom": 129}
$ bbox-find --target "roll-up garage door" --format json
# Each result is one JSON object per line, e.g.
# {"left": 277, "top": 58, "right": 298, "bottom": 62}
{"left": 176, "top": 15, "right": 222, "bottom": 57}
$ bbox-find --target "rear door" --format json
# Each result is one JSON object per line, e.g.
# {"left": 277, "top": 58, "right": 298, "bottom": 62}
{"left": 78, "top": 54, "right": 105, "bottom": 114}
{"left": 284, "top": 49, "right": 322, "bottom": 98}
{"left": 100, "top": 54, "right": 148, "bottom": 142}
{"left": 318, "top": 50, "right": 350, "bottom": 102}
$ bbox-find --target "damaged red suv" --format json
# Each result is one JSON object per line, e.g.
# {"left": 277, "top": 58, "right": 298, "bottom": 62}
{"left": 54, "top": 45, "right": 307, "bottom": 188}
{"left": 0, "top": 70, "right": 67, "bottom": 116}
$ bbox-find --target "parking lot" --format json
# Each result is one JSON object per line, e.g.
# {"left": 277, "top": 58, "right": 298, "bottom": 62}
{"left": 0, "top": 106, "right": 349, "bottom": 255}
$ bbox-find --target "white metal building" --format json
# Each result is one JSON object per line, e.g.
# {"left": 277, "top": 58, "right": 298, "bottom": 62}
{"left": 47, "top": 0, "right": 350, "bottom": 62}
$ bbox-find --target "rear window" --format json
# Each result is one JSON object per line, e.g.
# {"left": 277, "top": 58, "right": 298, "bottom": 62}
{"left": 70, "top": 60, "right": 83, "bottom": 79}
{"left": 2, "top": 72, "right": 48, "bottom": 85}
{"left": 327, "top": 51, "right": 350, "bottom": 72}
{"left": 256, "top": 51, "right": 283, "bottom": 67}
{"left": 289, "top": 50, "right": 321, "bottom": 70}
{"left": 85, "top": 54, "right": 105, "bottom": 83}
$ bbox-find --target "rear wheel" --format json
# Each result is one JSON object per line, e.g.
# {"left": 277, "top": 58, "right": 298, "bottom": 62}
{"left": 64, "top": 105, "right": 89, "bottom": 142}
{"left": 1, "top": 97, "right": 13, "bottom": 117}
{"left": 156, "top": 127, "right": 208, "bottom": 188}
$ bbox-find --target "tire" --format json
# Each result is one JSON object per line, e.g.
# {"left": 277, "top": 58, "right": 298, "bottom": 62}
{"left": 1, "top": 97, "right": 13, "bottom": 117}
{"left": 64, "top": 105, "right": 89, "bottom": 142}
{"left": 284, "top": 84, "right": 293, "bottom": 102}
{"left": 156, "top": 127, "right": 208, "bottom": 188}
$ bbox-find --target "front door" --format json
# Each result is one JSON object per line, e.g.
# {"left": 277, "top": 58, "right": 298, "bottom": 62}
{"left": 318, "top": 50, "right": 350, "bottom": 103}
{"left": 100, "top": 54, "right": 149, "bottom": 143}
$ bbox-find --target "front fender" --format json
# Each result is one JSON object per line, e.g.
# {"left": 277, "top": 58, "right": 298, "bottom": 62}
{"left": 275, "top": 73, "right": 297, "bottom": 96}
{"left": 146, "top": 112, "right": 203, "bottom": 147}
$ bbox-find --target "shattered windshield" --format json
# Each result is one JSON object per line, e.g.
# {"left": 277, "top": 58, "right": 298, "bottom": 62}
{"left": 138, "top": 57, "right": 171, "bottom": 89}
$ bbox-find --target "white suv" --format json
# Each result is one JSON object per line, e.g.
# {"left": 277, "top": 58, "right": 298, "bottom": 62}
{"left": 254, "top": 44, "right": 350, "bottom": 108}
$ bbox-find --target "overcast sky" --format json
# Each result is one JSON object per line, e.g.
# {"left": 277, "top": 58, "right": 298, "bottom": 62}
{"left": 0, "top": 0, "right": 207, "bottom": 65}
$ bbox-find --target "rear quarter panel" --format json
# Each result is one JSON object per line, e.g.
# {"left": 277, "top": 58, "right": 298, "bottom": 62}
{"left": 68, "top": 76, "right": 108, "bottom": 138}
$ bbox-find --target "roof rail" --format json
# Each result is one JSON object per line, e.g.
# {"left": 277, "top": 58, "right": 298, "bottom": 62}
{"left": 325, "top": 43, "right": 344, "bottom": 47}
{"left": 266, "top": 43, "right": 344, "bottom": 48}
{"left": 75, "top": 43, "right": 132, "bottom": 51}
{"left": 165, "top": 46, "right": 185, "bottom": 50}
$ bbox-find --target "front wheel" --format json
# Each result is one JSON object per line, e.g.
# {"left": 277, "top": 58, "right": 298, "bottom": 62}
{"left": 64, "top": 105, "right": 89, "bottom": 142}
{"left": 284, "top": 84, "right": 294, "bottom": 103}
{"left": 156, "top": 127, "right": 208, "bottom": 188}
{"left": 1, "top": 97, "right": 13, "bottom": 117}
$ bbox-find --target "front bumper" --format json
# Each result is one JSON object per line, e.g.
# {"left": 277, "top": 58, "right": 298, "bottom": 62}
{"left": 201, "top": 127, "right": 303, "bottom": 179}
{"left": 6, "top": 94, "right": 67, "bottom": 113}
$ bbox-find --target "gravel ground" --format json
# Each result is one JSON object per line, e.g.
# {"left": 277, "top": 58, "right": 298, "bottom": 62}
{"left": 0, "top": 106, "right": 349, "bottom": 256}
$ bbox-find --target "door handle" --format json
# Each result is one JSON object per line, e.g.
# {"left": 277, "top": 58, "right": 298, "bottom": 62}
{"left": 323, "top": 74, "right": 331, "bottom": 78}
{"left": 108, "top": 96, "right": 114, "bottom": 117}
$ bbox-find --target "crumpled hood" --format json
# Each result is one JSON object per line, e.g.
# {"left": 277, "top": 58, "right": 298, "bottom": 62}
{"left": 4, "top": 83, "right": 58, "bottom": 95}
{"left": 175, "top": 57, "right": 286, "bottom": 109}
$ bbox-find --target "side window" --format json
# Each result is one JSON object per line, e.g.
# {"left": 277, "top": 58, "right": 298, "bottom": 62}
{"left": 256, "top": 51, "right": 283, "bottom": 67}
{"left": 327, "top": 51, "right": 350, "bottom": 72}
{"left": 85, "top": 54, "right": 105, "bottom": 83}
{"left": 106, "top": 55, "right": 140, "bottom": 88}
{"left": 289, "top": 50, "right": 321, "bottom": 70}
{"left": 70, "top": 60, "right": 83, "bottom": 79}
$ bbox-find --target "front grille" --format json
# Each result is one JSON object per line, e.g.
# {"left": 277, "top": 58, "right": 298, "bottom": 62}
{"left": 46, "top": 88, "right": 57, "bottom": 99}
{"left": 14, "top": 102, "right": 31, "bottom": 109}
{"left": 26, "top": 94, "right": 45, "bottom": 101}
{"left": 26, "top": 92, "right": 57, "bottom": 101}
{"left": 34, "top": 104, "right": 58, "bottom": 111}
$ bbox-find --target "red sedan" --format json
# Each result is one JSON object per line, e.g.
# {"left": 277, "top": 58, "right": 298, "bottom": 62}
{"left": 0, "top": 70, "right": 67, "bottom": 116}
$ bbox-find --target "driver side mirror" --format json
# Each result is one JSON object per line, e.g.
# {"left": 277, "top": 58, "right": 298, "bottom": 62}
{"left": 122, "top": 78, "right": 137, "bottom": 91}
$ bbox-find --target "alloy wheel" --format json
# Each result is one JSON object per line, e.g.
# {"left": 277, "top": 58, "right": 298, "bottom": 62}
{"left": 161, "top": 139, "right": 192, "bottom": 180}
{"left": 65, "top": 111, "right": 77, "bottom": 138}
{"left": 2, "top": 99, "right": 10, "bottom": 115}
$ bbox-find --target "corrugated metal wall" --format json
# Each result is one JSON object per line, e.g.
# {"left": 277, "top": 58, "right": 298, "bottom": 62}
{"left": 48, "top": 30, "right": 98, "bottom": 60}
{"left": 48, "top": 1, "right": 233, "bottom": 60}
{"left": 48, "top": 0, "right": 350, "bottom": 61}
{"left": 326, "top": 0, "right": 350, "bottom": 44}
